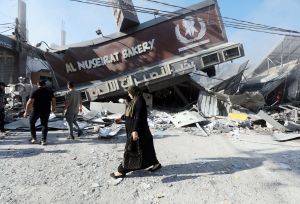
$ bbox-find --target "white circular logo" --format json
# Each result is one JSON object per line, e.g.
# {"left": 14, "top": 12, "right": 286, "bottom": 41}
{"left": 175, "top": 17, "right": 206, "bottom": 44}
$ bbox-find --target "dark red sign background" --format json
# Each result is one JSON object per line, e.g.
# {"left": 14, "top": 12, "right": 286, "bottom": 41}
{"left": 46, "top": 3, "right": 227, "bottom": 87}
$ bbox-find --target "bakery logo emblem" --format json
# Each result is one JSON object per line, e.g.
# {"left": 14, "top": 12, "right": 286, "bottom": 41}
{"left": 175, "top": 17, "right": 210, "bottom": 52}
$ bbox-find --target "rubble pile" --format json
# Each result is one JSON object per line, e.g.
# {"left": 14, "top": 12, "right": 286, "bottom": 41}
{"left": 2, "top": 96, "right": 300, "bottom": 143}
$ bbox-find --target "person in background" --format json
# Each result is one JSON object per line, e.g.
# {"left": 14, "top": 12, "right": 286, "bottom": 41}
{"left": 0, "top": 82, "right": 6, "bottom": 136}
{"left": 111, "top": 85, "right": 161, "bottom": 179}
{"left": 24, "top": 80, "right": 56, "bottom": 145}
{"left": 64, "top": 81, "right": 83, "bottom": 140}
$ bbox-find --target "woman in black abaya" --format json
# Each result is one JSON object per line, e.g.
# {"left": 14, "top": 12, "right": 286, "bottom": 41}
{"left": 110, "top": 85, "right": 161, "bottom": 179}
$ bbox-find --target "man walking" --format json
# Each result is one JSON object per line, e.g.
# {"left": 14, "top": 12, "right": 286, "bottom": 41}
{"left": 0, "top": 82, "right": 6, "bottom": 136}
{"left": 64, "top": 81, "right": 83, "bottom": 139}
{"left": 24, "top": 80, "right": 56, "bottom": 145}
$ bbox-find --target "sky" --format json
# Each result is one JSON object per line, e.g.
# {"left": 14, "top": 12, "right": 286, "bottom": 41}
{"left": 0, "top": 0, "right": 300, "bottom": 66}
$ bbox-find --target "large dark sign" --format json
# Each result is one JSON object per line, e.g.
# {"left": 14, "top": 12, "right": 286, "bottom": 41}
{"left": 45, "top": 1, "right": 227, "bottom": 87}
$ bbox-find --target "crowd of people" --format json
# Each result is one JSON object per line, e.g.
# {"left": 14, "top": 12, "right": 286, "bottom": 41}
{"left": 1, "top": 81, "right": 161, "bottom": 178}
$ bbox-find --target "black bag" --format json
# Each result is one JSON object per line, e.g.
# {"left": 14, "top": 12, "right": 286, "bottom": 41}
{"left": 123, "top": 140, "right": 142, "bottom": 170}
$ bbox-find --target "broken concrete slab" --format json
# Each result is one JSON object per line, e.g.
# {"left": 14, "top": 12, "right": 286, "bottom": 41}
{"left": 273, "top": 132, "right": 300, "bottom": 142}
{"left": 257, "top": 110, "right": 287, "bottom": 132}
{"left": 229, "top": 92, "right": 265, "bottom": 112}
{"left": 90, "top": 102, "right": 126, "bottom": 114}
{"left": 170, "top": 111, "right": 206, "bottom": 128}
{"left": 98, "top": 124, "right": 125, "bottom": 138}
{"left": 80, "top": 106, "right": 100, "bottom": 121}
{"left": 284, "top": 121, "right": 300, "bottom": 131}
{"left": 204, "top": 119, "right": 237, "bottom": 133}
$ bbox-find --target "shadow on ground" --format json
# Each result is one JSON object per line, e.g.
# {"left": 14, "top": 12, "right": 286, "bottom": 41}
{"left": 0, "top": 148, "right": 67, "bottom": 158}
{"left": 0, "top": 131, "right": 127, "bottom": 146}
{"left": 129, "top": 150, "right": 300, "bottom": 183}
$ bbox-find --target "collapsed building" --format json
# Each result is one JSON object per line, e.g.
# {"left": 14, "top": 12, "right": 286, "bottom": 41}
{"left": 1, "top": 0, "right": 299, "bottom": 118}
{"left": 43, "top": 0, "right": 244, "bottom": 109}
{"left": 241, "top": 36, "right": 300, "bottom": 105}
{"left": 2, "top": 0, "right": 300, "bottom": 142}
{"left": 0, "top": 34, "right": 52, "bottom": 110}
{"left": 195, "top": 35, "right": 300, "bottom": 138}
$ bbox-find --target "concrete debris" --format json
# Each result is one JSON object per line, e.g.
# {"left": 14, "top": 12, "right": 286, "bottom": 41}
{"left": 279, "top": 104, "right": 299, "bottom": 122}
{"left": 148, "top": 111, "right": 172, "bottom": 130}
{"left": 257, "top": 110, "right": 287, "bottom": 132}
{"left": 149, "top": 111, "right": 171, "bottom": 124}
{"left": 204, "top": 119, "right": 238, "bottom": 134}
{"left": 90, "top": 102, "right": 126, "bottom": 115}
{"left": 98, "top": 124, "right": 124, "bottom": 139}
{"left": 80, "top": 106, "right": 100, "bottom": 121}
{"left": 273, "top": 132, "right": 300, "bottom": 142}
{"left": 229, "top": 92, "right": 265, "bottom": 112}
{"left": 170, "top": 110, "right": 206, "bottom": 128}
{"left": 284, "top": 121, "right": 300, "bottom": 131}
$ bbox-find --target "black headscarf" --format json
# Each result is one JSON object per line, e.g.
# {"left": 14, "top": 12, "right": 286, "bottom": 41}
{"left": 125, "top": 85, "right": 142, "bottom": 118}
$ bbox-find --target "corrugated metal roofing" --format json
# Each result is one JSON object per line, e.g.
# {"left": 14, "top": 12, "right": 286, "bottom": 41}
{"left": 253, "top": 36, "right": 300, "bottom": 75}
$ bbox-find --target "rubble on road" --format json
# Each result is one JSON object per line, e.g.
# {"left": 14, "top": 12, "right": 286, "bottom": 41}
{"left": 3, "top": 94, "right": 300, "bottom": 143}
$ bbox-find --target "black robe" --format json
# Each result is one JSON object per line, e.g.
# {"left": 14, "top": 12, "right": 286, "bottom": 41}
{"left": 121, "top": 95, "right": 159, "bottom": 169}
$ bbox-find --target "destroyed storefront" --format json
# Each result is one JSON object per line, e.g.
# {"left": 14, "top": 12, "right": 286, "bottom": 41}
{"left": 0, "top": 34, "right": 50, "bottom": 85}
{"left": 0, "top": 34, "right": 54, "bottom": 111}
{"left": 241, "top": 36, "right": 300, "bottom": 106}
{"left": 3, "top": 7, "right": 300, "bottom": 144}
{"left": 45, "top": 0, "right": 244, "bottom": 110}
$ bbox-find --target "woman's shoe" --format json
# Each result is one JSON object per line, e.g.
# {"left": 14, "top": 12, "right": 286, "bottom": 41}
{"left": 110, "top": 172, "right": 126, "bottom": 179}
{"left": 149, "top": 163, "right": 162, "bottom": 172}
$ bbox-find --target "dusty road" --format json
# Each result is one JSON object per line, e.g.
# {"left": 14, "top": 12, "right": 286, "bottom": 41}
{"left": 1, "top": 128, "right": 300, "bottom": 204}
